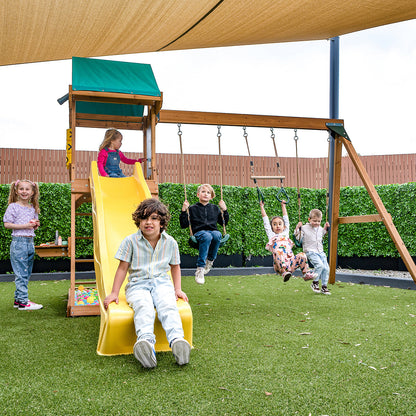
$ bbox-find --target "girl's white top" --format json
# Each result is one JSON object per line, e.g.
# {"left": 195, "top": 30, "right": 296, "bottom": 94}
{"left": 3, "top": 203, "right": 38, "bottom": 237}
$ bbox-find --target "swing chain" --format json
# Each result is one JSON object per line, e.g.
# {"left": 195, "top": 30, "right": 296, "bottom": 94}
{"left": 293, "top": 128, "right": 301, "bottom": 222}
{"left": 217, "top": 125, "right": 222, "bottom": 138}
{"left": 293, "top": 128, "right": 299, "bottom": 142}
{"left": 177, "top": 123, "right": 182, "bottom": 136}
{"left": 243, "top": 126, "right": 248, "bottom": 138}
{"left": 270, "top": 127, "right": 275, "bottom": 140}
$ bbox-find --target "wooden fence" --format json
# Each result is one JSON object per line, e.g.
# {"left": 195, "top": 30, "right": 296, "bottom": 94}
{"left": 1, "top": 148, "right": 414, "bottom": 188}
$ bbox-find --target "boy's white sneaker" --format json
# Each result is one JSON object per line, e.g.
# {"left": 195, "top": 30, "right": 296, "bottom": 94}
{"left": 311, "top": 281, "right": 320, "bottom": 293}
{"left": 204, "top": 260, "right": 214, "bottom": 274}
{"left": 171, "top": 338, "right": 191, "bottom": 366}
{"left": 18, "top": 300, "right": 43, "bottom": 310}
{"left": 134, "top": 339, "right": 157, "bottom": 368}
{"left": 195, "top": 267, "right": 205, "bottom": 284}
{"left": 321, "top": 285, "right": 331, "bottom": 295}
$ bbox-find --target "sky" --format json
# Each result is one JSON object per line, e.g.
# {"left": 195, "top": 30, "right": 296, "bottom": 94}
{"left": 0, "top": 19, "right": 415, "bottom": 159}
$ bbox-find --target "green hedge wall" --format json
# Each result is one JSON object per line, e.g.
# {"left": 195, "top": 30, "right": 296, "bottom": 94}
{"left": 1, "top": 182, "right": 415, "bottom": 261}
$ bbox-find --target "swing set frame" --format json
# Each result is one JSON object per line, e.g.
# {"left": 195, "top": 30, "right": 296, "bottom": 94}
{"left": 159, "top": 109, "right": 416, "bottom": 285}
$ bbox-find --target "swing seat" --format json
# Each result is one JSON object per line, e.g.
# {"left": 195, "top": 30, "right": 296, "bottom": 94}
{"left": 292, "top": 233, "right": 302, "bottom": 248}
{"left": 188, "top": 233, "right": 230, "bottom": 249}
{"left": 219, "top": 233, "right": 230, "bottom": 247}
{"left": 188, "top": 236, "right": 199, "bottom": 249}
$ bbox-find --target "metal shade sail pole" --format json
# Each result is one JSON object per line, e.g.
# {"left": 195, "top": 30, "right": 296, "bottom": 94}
{"left": 327, "top": 36, "right": 340, "bottom": 267}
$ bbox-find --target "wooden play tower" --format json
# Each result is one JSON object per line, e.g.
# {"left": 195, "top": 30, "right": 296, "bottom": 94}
{"left": 64, "top": 57, "right": 161, "bottom": 316}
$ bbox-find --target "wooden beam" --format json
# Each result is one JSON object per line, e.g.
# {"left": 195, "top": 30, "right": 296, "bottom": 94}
{"left": 76, "top": 113, "right": 143, "bottom": 122}
{"left": 159, "top": 109, "right": 343, "bottom": 131}
{"left": 250, "top": 175, "right": 286, "bottom": 180}
{"left": 328, "top": 135, "right": 343, "bottom": 284}
{"left": 150, "top": 109, "right": 158, "bottom": 182}
{"left": 338, "top": 214, "right": 383, "bottom": 224}
{"left": 71, "top": 179, "right": 90, "bottom": 193}
{"left": 146, "top": 179, "right": 159, "bottom": 198}
{"left": 154, "top": 91, "right": 163, "bottom": 116}
{"left": 341, "top": 136, "right": 416, "bottom": 283}
{"left": 75, "top": 113, "right": 144, "bottom": 130}
{"left": 71, "top": 90, "right": 162, "bottom": 107}
{"left": 76, "top": 119, "right": 143, "bottom": 130}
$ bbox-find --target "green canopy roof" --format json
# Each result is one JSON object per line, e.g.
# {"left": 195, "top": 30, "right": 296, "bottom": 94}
{"left": 72, "top": 57, "right": 161, "bottom": 117}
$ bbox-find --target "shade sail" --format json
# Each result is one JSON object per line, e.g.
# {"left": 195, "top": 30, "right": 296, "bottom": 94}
{"left": 1, "top": 0, "right": 415, "bottom": 66}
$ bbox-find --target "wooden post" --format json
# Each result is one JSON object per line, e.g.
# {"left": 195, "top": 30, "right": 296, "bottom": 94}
{"left": 328, "top": 135, "right": 343, "bottom": 284}
{"left": 341, "top": 136, "right": 416, "bottom": 283}
{"left": 68, "top": 88, "right": 77, "bottom": 315}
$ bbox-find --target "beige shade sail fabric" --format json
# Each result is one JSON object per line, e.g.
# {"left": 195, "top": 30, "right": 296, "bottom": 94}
{"left": 1, "top": 0, "right": 415, "bottom": 66}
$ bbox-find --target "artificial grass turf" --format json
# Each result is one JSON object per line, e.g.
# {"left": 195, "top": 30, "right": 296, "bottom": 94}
{"left": 0, "top": 275, "right": 415, "bottom": 416}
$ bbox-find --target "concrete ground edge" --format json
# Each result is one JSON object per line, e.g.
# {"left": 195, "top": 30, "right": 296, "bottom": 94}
{"left": 1, "top": 268, "right": 415, "bottom": 290}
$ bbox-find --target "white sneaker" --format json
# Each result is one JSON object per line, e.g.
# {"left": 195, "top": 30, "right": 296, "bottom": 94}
{"left": 18, "top": 300, "right": 43, "bottom": 310}
{"left": 204, "top": 260, "right": 214, "bottom": 274}
{"left": 311, "top": 281, "right": 320, "bottom": 293}
{"left": 171, "top": 338, "right": 191, "bottom": 365}
{"left": 134, "top": 339, "right": 157, "bottom": 368}
{"left": 195, "top": 267, "right": 205, "bottom": 284}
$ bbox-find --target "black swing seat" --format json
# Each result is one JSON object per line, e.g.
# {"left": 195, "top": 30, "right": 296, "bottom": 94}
{"left": 188, "top": 236, "right": 199, "bottom": 249}
{"left": 292, "top": 233, "right": 302, "bottom": 248}
{"left": 188, "top": 233, "right": 230, "bottom": 249}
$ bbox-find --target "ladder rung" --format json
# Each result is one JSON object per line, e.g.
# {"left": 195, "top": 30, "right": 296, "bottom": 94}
{"left": 75, "top": 259, "right": 94, "bottom": 263}
{"left": 251, "top": 175, "right": 285, "bottom": 180}
{"left": 75, "top": 236, "right": 93, "bottom": 240}
{"left": 75, "top": 213, "right": 92, "bottom": 216}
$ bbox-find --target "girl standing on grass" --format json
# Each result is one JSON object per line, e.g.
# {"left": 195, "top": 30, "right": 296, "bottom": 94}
{"left": 97, "top": 128, "right": 146, "bottom": 177}
{"left": 3, "top": 179, "right": 43, "bottom": 310}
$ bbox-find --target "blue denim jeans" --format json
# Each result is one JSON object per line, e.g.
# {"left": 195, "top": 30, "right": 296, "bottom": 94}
{"left": 194, "top": 230, "right": 222, "bottom": 268}
{"left": 10, "top": 237, "right": 35, "bottom": 303}
{"left": 105, "top": 150, "right": 125, "bottom": 177}
{"left": 125, "top": 276, "right": 184, "bottom": 345}
{"left": 306, "top": 251, "right": 329, "bottom": 286}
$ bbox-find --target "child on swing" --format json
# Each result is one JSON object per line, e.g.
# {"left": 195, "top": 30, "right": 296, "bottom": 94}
{"left": 180, "top": 184, "right": 229, "bottom": 285}
{"left": 260, "top": 200, "right": 316, "bottom": 282}
{"left": 97, "top": 128, "right": 146, "bottom": 177}
{"left": 294, "top": 209, "right": 331, "bottom": 294}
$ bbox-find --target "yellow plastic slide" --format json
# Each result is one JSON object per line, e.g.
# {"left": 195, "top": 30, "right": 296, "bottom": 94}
{"left": 90, "top": 161, "right": 192, "bottom": 356}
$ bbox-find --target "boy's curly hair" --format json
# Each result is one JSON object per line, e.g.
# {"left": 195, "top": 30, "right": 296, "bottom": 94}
{"left": 132, "top": 198, "right": 170, "bottom": 231}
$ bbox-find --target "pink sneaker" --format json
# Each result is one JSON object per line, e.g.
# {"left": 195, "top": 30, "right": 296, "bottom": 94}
{"left": 303, "top": 272, "right": 317, "bottom": 281}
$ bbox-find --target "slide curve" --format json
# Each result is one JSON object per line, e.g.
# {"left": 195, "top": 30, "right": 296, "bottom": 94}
{"left": 90, "top": 161, "right": 192, "bottom": 356}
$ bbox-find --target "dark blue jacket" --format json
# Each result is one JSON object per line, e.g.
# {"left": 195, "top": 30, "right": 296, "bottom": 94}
{"left": 180, "top": 202, "right": 229, "bottom": 234}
